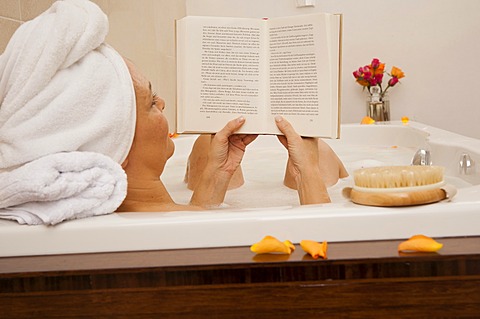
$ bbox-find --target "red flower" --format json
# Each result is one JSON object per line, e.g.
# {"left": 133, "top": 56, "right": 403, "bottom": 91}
{"left": 388, "top": 77, "right": 399, "bottom": 87}
{"left": 371, "top": 58, "right": 381, "bottom": 69}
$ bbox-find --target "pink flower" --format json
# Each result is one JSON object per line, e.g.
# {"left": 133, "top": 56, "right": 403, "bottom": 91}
{"left": 371, "top": 58, "right": 381, "bottom": 69}
{"left": 388, "top": 77, "right": 399, "bottom": 87}
{"left": 374, "top": 73, "right": 384, "bottom": 84}
{"left": 370, "top": 58, "right": 385, "bottom": 76}
{"left": 353, "top": 66, "right": 373, "bottom": 87}
{"left": 353, "top": 58, "right": 405, "bottom": 98}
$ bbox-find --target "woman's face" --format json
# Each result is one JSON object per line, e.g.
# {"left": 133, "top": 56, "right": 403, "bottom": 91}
{"left": 123, "top": 59, "right": 174, "bottom": 176}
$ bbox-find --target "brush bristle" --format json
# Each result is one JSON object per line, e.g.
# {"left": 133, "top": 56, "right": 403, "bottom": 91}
{"left": 353, "top": 166, "right": 445, "bottom": 189}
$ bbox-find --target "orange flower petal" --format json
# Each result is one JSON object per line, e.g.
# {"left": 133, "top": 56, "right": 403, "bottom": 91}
{"left": 371, "top": 62, "right": 385, "bottom": 75}
{"left": 361, "top": 116, "right": 375, "bottom": 125}
{"left": 250, "top": 236, "right": 294, "bottom": 254}
{"left": 300, "top": 240, "right": 328, "bottom": 259}
{"left": 398, "top": 234, "right": 443, "bottom": 252}
{"left": 391, "top": 66, "right": 405, "bottom": 79}
{"left": 283, "top": 240, "right": 296, "bottom": 253}
{"left": 401, "top": 116, "right": 409, "bottom": 124}
{"left": 356, "top": 79, "right": 370, "bottom": 87}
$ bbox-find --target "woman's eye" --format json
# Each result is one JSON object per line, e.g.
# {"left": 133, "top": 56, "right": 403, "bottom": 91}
{"left": 151, "top": 92, "right": 157, "bottom": 107}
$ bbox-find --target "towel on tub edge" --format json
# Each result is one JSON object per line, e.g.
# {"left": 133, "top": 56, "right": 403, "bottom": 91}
{"left": 0, "top": 152, "right": 127, "bottom": 225}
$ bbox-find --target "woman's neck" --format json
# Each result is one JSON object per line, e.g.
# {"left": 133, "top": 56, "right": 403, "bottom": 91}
{"left": 117, "top": 177, "right": 176, "bottom": 212}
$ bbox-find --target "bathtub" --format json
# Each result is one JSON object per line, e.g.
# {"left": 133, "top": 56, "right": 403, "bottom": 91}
{"left": 1, "top": 121, "right": 479, "bottom": 257}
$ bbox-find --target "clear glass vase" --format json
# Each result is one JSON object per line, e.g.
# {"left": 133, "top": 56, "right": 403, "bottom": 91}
{"left": 366, "top": 94, "right": 390, "bottom": 122}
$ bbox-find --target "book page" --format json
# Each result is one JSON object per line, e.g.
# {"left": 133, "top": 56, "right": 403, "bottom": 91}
{"left": 176, "top": 16, "right": 267, "bottom": 134}
{"left": 266, "top": 13, "right": 341, "bottom": 138}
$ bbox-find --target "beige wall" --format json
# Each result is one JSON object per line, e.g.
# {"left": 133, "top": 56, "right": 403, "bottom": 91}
{"left": 187, "top": 0, "right": 480, "bottom": 139}
{"left": 104, "top": 0, "right": 185, "bottom": 128}
{"left": 3, "top": 0, "right": 480, "bottom": 139}
{"left": 0, "top": 0, "right": 184, "bottom": 130}
{"left": 0, "top": 1, "right": 109, "bottom": 52}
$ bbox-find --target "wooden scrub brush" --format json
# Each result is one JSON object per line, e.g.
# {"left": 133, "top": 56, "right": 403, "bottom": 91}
{"left": 343, "top": 165, "right": 457, "bottom": 207}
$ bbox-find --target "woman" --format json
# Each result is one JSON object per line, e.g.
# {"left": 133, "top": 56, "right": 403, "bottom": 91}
{"left": 0, "top": 0, "right": 341, "bottom": 225}
{"left": 117, "top": 59, "right": 336, "bottom": 211}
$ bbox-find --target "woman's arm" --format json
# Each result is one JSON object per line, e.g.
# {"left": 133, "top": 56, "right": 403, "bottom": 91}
{"left": 184, "top": 134, "right": 245, "bottom": 191}
{"left": 283, "top": 138, "right": 348, "bottom": 190}
{"left": 275, "top": 116, "right": 331, "bottom": 205}
{"left": 189, "top": 117, "right": 257, "bottom": 208}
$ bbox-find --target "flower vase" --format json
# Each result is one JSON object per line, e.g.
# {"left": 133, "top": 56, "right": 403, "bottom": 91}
{"left": 366, "top": 94, "right": 390, "bottom": 122}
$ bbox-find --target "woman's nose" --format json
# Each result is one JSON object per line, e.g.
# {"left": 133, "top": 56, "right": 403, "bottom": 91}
{"left": 157, "top": 97, "right": 166, "bottom": 111}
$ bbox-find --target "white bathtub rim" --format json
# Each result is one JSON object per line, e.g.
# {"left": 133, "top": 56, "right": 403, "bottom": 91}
{"left": 1, "top": 121, "right": 480, "bottom": 257}
{"left": 1, "top": 188, "right": 479, "bottom": 257}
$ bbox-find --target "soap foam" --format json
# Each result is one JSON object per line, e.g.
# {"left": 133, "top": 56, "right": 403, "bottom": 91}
{"left": 163, "top": 136, "right": 422, "bottom": 208}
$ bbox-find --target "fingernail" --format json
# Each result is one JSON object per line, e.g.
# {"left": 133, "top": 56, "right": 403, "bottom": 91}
{"left": 237, "top": 116, "right": 245, "bottom": 123}
{"left": 275, "top": 115, "right": 283, "bottom": 122}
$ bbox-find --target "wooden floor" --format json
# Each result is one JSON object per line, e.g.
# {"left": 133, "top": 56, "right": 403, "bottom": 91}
{"left": 1, "top": 236, "right": 480, "bottom": 318}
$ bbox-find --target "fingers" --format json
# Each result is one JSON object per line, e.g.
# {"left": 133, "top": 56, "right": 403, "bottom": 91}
{"left": 217, "top": 116, "right": 246, "bottom": 140}
{"left": 228, "top": 134, "right": 258, "bottom": 153}
{"left": 239, "top": 134, "right": 258, "bottom": 146}
{"left": 274, "top": 116, "right": 299, "bottom": 140}
{"left": 276, "top": 135, "right": 288, "bottom": 149}
{"left": 275, "top": 115, "right": 303, "bottom": 148}
{"left": 216, "top": 117, "right": 257, "bottom": 148}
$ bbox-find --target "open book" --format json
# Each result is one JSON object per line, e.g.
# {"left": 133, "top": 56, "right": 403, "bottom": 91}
{"left": 176, "top": 12, "right": 342, "bottom": 138}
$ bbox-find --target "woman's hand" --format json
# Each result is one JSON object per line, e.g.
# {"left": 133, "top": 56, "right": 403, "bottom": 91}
{"left": 275, "top": 116, "right": 331, "bottom": 204}
{"left": 190, "top": 116, "right": 257, "bottom": 208}
{"left": 275, "top": 116, "right": 319, "bottom": 180}
{"left": 209, "top": 116, "right": 257, "bottom": 176}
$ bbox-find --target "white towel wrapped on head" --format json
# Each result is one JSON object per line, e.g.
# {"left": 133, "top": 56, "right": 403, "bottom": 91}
{"left": 0, "top": 0, "right": 136, "bottom": 224}
{"left": 0, "top": 0, "right": 136, "bottom": 168}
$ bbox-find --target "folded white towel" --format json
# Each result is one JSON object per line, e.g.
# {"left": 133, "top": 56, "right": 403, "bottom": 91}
{"left": 0, "top": 152, "right": 127, "bottom": 225}
{"left": 0, "top": 0, "right": 136, "bottom": 224}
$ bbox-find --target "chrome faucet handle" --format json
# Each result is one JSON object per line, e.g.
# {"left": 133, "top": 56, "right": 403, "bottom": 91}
{"left": 412, "top": 149, "right": 432, "bottom": 166}
{"left": 459, "top": 153, "right": 475, "bottom": 175}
